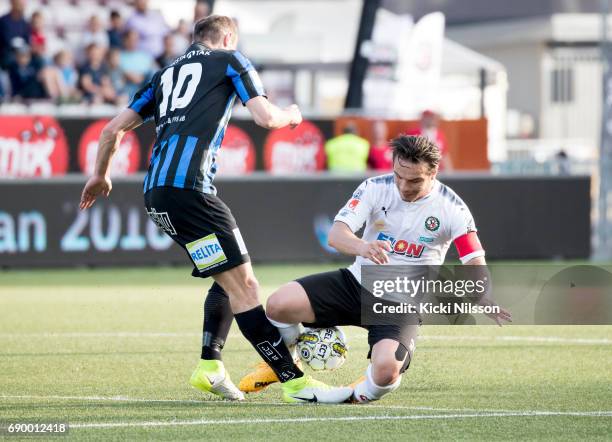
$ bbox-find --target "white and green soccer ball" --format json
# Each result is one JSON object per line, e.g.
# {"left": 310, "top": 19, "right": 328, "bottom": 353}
{"left": 296, "top": 327, "right": 348, "bottom": 371}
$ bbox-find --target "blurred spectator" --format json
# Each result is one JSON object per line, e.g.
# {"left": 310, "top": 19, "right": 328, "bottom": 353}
{"left": 156, "top": 34, "right": 177, "bottom": 68}
{"left": 172, "top": 19, "right": 191, "bottom": 54}
{"left": 107, "top": 10, "right": 124, "bottom": 49}
{"left": 107, "top": 47, "right": 128, "bottom": 105}
{"left": 48, "top": 50, "right": 81, "bottom": 102}
{"left": 368, "top": 120, "right": 393, "bottom": 171}
{"left": 325, "top": 123, "right": 370, "bottom": 172}
{"left": 0, "top": 0, "right": 31, "bottom": 69}
{"left": 554, "top": 150, "right": 571, "bottom": 176}
{"left": 82, "top": 16, "right": 110, "bottom": 51}
{"left": 409, "top": 110, "right": 453, "bottom": 172}
{"left": 79, "top": 43, "right": 116, "bottom": 103}
{"left": 194, "top": 0, "right": 210, "bottom": 23}
{"left": 119, "top": 29, "right": 154, "bottom": 98}
{"left": 125, "top": 0, "right": 169, "bottom": 57}
{"left": 8, "top": 43, "right": 48, "bottom": 99}
{"left": 30, "top": 11, "right": 47, "bottom": 60}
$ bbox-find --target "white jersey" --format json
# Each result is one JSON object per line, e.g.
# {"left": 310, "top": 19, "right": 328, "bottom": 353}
{"left": 334, "top": 174, "right": 485, "bottom": 282}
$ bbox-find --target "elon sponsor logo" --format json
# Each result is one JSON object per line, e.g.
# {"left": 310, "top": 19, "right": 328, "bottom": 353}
{"left": 263, "top": 120, "right": 325, "bottom": 173}
{"left": 216, "top": 125, "right": 255, "bottom": 175}
{"left": 0, "top": 116, "right": 68, "bottom": 177}
{"left": 79, "top": 120, "right": 141, "bottom": 176}
{"left": 377, "top": 232, "right": 425, "bottom": 258}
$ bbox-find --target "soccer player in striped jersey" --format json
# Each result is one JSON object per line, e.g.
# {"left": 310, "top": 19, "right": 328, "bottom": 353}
{"left": 79, "top": 15, "right": 352, "bottom": 404}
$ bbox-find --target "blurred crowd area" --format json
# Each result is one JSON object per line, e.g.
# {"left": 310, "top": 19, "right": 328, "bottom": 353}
{"left": 0, "top": 0, "right": 210, "bottom": 105}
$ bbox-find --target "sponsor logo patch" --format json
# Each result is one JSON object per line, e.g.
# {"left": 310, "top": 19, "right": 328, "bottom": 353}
{"left": 186, "top": 233, "right": 227, "bottom": 272}
{"left": 348, "top": 199, "right": 360, "bottom": 210}
{"left": 418, "top": 236, "right": 434, "bottom": 243}
{"left": 377, "top": 232, "right": 425, "bottom": 258}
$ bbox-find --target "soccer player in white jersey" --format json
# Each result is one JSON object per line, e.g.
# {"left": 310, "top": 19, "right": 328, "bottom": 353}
{"left": 239, "top": 135, "right": 511, "bottom": 402}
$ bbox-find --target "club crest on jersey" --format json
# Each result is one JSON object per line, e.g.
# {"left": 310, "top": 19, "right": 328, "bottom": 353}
{"left": 425, "top": 216, "right": 440, "bottom": 232}
{"left": 377, "top": 232, "right": 425, "bottom": 258}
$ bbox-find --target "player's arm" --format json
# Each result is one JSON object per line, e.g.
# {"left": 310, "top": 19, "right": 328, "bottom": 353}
{"left": 328, "top": 221, "right": 391, "bottom": 265}
{"left": 79, "top": 108, "right": 144, "bottom": 210}
{"left": 246, "top": 96, "right": 302, "bottom": 129}
{"left": 227, "top": 51, "right": 302, "bottom": 129}
{"left": 454, "top": 228, "right": 512, "bottom": 325}
{"left": 328, "top": 180, "right": 391, "bottom": 264}
{"left": 80, "top": 76, "right": 157, "bottom": 210}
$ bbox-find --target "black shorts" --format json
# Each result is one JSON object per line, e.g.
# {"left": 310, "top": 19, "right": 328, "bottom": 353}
{"left": 297, "top": 268, "right": 419, "bottom": 358}
{"left": 144, "top": 187, "right": 250, "bottom": 278}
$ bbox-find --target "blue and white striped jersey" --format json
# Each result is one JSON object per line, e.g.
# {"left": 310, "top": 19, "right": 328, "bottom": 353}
{"left": 129, "top": 43, "right": 266, "bottom": 194}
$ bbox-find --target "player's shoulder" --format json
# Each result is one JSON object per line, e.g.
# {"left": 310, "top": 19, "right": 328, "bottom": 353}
{"left": 436, "top": 180, "right": 468, "bottom": 209}
{"left": 354, "top": 174, "right": 394, "bottom": 200}
{"left": 366, "top": 173, "right": 394, "bottom": 187}
{"left": 225, "top": 50, "right": 254, "bottom": 69}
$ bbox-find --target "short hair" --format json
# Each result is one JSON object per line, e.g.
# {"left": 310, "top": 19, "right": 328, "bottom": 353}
{"left": 193, "top": 15, "right": 237, "bottom": 44}
{"left": 390, "top": 135, "right": 440, "bottom": 170}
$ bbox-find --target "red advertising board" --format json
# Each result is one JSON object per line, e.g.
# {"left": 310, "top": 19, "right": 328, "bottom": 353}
{"left": 0, "top": 116, "right": 68, "bottom": 177}
{"left": 78, "top": 120, "right": 141, "bottom": 176}
{"left": 263, "top": 120, "right": 326, "bottom": 173}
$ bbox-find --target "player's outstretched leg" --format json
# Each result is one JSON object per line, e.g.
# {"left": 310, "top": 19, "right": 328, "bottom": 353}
{"left": 238, "top": 317, "right": 303, "bottom": 393}
{"left": 239, "top": 282, "right": 311, "bottom": 393}
{"left": 351, "top": 336, "right": 414, "bottom": 403}
{"left": 190, "top": 282, "right": 244, "bottom": 400}
{"left": 216, "top": 266, "right": 352, "bottom": 404}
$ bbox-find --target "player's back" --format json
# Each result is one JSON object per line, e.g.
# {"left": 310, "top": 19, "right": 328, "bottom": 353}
{"left": 129, "top": 42, "right": 265, "bottom": 194}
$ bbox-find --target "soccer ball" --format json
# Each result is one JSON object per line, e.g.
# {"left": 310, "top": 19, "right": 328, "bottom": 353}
{"left": 296, "top": 327, "right": 348, "bottom": 371}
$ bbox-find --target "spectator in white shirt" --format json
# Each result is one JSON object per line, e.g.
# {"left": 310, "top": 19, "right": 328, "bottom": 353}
{"left": 82, "top": 15, "right": 110, "bottom": 51}
{"left": 125, "top": 0, "right": 169, "bottom": 57}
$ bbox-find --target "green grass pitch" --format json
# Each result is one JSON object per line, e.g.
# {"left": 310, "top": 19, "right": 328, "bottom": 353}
{"left": 0, "top": 264, "right": 610, "bottom": 440}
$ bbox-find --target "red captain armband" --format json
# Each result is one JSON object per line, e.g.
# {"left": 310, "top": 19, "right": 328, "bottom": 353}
{"left": 454, "top": 231, "right": 483, "bottom": 260}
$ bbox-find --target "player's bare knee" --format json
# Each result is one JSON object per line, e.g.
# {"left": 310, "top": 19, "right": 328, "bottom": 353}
{"left": 265, "top": 291, "right": 289, "bottom": 322}
{"left": 371, "top": 358, "right": 402, "bottom": 386}
{"left": 244, "top": 274, "right": 259, "bottom": 291}
{"left": 238, "top": 276, "right": 259, "bottom": 305}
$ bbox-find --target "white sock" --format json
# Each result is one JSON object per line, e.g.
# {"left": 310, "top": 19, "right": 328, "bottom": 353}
{"left": 268, "top": 318, "right": 302, "bottom": 360}
{"left": 353, "top": 364, "right": 401, "bottom": 403}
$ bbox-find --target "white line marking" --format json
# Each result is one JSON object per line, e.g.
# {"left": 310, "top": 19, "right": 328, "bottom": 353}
{"left": 2, "top": 395, "right": 611, "bottom": 417}
{"left": 67, "top": 412, "right": 612, "bottom": 429}
{"left": 0, "top": 332, "right": 610, "bottom": 345}
{"left": 0, "top": 395, "right": 229, "bottom": 405}
{"left": 0, "top": 332, "right": 200, "bottom": 338}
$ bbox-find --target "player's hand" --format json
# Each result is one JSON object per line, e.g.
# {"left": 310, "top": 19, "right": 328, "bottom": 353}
{"left": 358, "top": 240, "right": 391, "bottom": 265}
{"left": 286, "top": 104, "right": 302, "bottom": 128}
{"left": 480, "top": 297, "right": 512, "bottom": 326}
{"left": 79, "top": 175, "right": 112, "bottom": 210}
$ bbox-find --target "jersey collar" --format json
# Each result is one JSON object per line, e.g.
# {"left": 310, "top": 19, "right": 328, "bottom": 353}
{"left": 189, "top": 42, "right": 211, "bottom": 52}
